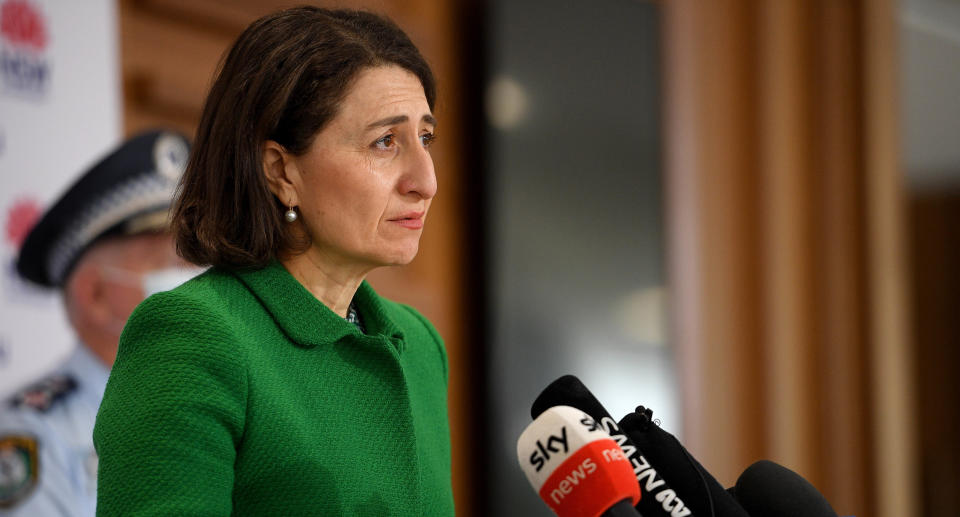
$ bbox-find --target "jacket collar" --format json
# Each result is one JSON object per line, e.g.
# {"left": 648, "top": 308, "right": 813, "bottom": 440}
{"left": 231, "top": 260, "right": 404, "bottom": 348}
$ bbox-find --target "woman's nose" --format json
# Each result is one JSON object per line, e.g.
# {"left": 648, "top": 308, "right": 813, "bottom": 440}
{"left": 398, "top": 144, "right": 437, "bottom": 200}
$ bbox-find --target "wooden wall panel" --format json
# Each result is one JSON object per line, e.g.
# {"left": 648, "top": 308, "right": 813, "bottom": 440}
{"left": 757, "top": 0, "right": 820, "bottom": 482}
{"left": 663, "top": 1, "right": 916, "bottom": 516}
{"left": 663, "top": 0, "right": 766, "bottom": 484}
{"left": 861, "top": 2, "right": 919, "bottom": 515}
{"left": 911, "top": 189, "right": 960, "bottom": 516}
{"left": 813, "top": 3, "right": 871, "bottom": 513}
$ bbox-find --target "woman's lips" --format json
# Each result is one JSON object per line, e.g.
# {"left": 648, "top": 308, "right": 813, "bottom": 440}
{"left": 392, "top": 218, "right": 424, "bottom": 229}
{"left": 389, "top": 211, "right": 425, "bottom": 229}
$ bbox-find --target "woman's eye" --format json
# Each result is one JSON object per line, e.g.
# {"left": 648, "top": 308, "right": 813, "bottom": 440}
{"left": 420, "top": 132, "right": 436, "bottom": 148}
{"left": 373, "top": 134, "right": 395, "bottom": 150}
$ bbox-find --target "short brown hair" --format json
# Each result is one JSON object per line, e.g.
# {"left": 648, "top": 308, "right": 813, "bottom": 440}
{"left": 172, "top": 7, "right": 436, "bottom": 268}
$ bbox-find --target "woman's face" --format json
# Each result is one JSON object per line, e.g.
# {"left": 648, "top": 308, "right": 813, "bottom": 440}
{"left": 287, "top": 65, "right": 437, "bottom": 269}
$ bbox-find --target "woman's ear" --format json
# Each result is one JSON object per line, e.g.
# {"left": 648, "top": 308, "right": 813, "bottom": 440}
{"left": 262, "top": 140, "right": 299, "bottom": 206}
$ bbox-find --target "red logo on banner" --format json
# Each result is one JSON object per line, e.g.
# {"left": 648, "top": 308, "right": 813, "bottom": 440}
{"left": 0, "top": 0, "right": 47, "bottom": 51}
{"left": 5, "top": 198, "right": 42, "bottom": 250}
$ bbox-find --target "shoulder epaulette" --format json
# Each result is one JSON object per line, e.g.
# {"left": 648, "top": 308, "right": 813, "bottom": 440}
{"left": 8, "top": 374, "right": 77, "bottom": 412}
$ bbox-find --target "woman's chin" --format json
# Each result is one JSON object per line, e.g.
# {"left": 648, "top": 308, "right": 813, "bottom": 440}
{"left": 381, "top": 243, "right": 420, "bottom": 266}
{"left": 353, "top": 244, "right": 419, "bottom": 269}
{"left": 387, "top": 252, "right": 419, "bottom": 267}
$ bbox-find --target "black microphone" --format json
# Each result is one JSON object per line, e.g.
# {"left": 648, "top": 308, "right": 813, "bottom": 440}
{"left": 730, "top": 460, "right": 838, "bottom": 517}
{"left": 532, "top": 375, "right": 713, "bottom": 517}
{"left": 619, "top": 406, "right": 750, "bottom": 517}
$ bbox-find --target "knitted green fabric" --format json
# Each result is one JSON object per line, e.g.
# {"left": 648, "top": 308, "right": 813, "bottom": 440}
{"left": 93, "top": 261, "right": 453, "bottom": 516}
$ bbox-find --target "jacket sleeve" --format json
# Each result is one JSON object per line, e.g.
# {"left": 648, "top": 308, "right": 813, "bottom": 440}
{"left": 93, "top": 291, "right": 247, "bottom": 516}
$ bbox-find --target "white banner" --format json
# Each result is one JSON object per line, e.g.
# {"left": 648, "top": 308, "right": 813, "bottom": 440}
{"left": 0, "top": 0, "right": 120, "bottom": 397}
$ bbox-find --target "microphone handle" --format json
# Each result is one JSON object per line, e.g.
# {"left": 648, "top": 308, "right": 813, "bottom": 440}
{"left": 602, "top": 498, "right": 643, "bottom": 517}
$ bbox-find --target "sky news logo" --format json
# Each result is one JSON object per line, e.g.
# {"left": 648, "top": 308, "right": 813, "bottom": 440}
{"left": 0, "top": 0, "right": 50, "bottom": 96}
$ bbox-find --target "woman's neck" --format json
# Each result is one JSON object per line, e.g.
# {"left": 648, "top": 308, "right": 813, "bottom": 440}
{"left": 280, "top": 250, "right": 372, "bottom": 318}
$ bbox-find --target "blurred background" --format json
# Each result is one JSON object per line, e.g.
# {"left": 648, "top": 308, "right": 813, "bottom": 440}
{"left": 0, "top": 1, "right": 957, "bottom": 516}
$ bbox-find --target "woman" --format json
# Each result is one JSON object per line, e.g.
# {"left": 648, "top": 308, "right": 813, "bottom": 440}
{"left": 93, "top": 7, "right": 453, "bottom": 516}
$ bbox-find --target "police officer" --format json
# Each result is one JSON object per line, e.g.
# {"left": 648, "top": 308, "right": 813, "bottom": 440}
{"left": 0, "top": 130, "right": 195, "bottom": 515}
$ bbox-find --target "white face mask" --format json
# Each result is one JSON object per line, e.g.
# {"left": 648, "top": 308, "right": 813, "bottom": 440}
{"left": 95, "top": 265, "right": 203, "bottom": 337}
{"left": 141, "top": 267, "right": 204, "bottom": 296}
{"left": 99, "top": 264, "right": 204, "bottom": 297}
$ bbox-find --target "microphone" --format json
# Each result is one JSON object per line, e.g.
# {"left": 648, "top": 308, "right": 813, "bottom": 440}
{"left": 532, "top": 375, "right": 709, "bottom": 517}
{"left": 619, "top": 406, "right": 750, "bottom": 517}
{"left": 730, "top": 460, "right": 838, "bottom": 517}
{"left": 517, "top": 405, "right": 641, "bottom": 517}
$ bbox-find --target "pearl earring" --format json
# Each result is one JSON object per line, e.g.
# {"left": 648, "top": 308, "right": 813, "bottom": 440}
{"left": 284, "top": 205, "right": 297, "bottom": 223}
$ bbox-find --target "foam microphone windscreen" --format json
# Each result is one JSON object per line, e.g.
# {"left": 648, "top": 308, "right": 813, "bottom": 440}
{"left": 517, "top": 405, "right": 641, "bottom": 517}
{"left": 531, "top": 375, "right": 599, "bottom": 420}
{"left": 533, "top": 375, "right": 699, "bottom": 517}
{"left": 733, "top": 460, "right": 838, "bottom": 517}
{"left": 619, "top": 407, "right": 750, "bottom": 517}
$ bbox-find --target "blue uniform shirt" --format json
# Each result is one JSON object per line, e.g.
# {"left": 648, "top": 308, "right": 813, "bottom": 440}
{"left": 0, "top": 345, "right": 109, "bottom": 516}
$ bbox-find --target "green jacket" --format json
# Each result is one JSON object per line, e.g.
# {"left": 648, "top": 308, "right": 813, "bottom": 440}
{"left": 94, "top": 261, "right": 454, "bottom": 516}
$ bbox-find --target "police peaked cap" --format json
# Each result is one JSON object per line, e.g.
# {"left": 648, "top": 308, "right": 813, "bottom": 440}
{"left": 17, "top": 130, "right": 190, "bottom": 288}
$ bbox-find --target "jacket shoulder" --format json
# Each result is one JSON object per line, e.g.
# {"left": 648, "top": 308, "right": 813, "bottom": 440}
{"left": 120, "top": 268, "right": 254, "bottom": 360}
{"left": 128, "top": 268, "right": 246, "bottom": 326}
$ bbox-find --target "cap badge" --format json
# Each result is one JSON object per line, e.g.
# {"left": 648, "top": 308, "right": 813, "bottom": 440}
{"left": 154, "top": 133, "right": 189, "bottom": 182}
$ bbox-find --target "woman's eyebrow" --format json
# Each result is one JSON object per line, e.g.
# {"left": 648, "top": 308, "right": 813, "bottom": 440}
{"left": 366, "top": 113, "right": 437, "bottom": 130}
